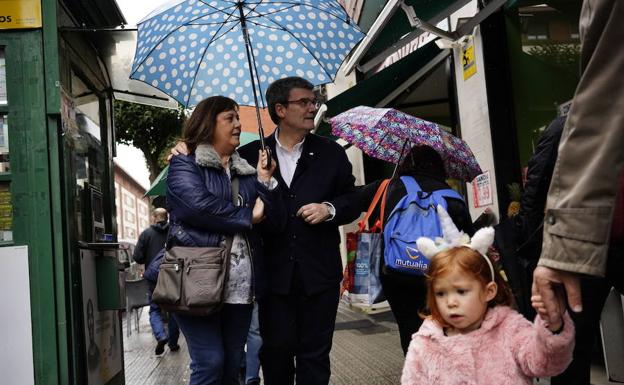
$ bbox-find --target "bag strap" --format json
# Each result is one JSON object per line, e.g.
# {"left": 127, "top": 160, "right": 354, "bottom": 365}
{"left": 224, "top": 177, "right": 240, "bottom": 254}
{"left": 358, "top": 179, "right": 390, "bottom": 233}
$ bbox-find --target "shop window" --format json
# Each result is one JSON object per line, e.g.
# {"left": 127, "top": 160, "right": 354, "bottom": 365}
{"left": 569, "top": 21, "right": 579, "bottom": 39}
{"left": 510, "top": 2, "right": 582, "bottom": 168}
{"left": 0, "top": 48, "right": 6, "bottom": 105}
{"left": 68, "top": 69, "right": 108, "bottom": 241}
{"left": 526, "top": 19, "right": 549, "bottom": 41}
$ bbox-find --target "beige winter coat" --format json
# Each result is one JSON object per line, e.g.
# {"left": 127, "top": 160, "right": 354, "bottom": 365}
{"left": 539, "top": 0, "right": 624, "bottom": 276}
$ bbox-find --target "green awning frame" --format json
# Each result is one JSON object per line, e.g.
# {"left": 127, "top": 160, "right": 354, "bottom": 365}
{"left": 145, "top": 132, "right": 260, "bottom": 197}
{"left": 346, "top": 0, "right": 508, "bottom": 75}
{"left": 317, "top": 42, "right": 448, "bottom": 137}
{"left": 144, "top": 166, "right": 169, "bottom": 197}
{"left": 362, "top": 0, "right": 470, "bottom": 64}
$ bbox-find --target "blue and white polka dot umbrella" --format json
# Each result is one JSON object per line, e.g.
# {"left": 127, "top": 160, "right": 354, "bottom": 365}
{"left": 130, "top": 0, "right": 364, "bottom": 111}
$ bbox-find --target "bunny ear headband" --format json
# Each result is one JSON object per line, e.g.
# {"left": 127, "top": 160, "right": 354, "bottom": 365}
{"left": 416, "top": 205, "right": 496, "bottom": 282}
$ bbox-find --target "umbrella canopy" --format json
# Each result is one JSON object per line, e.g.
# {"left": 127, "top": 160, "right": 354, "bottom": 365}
{"left": 330, "top": 106, "right": 482, "bottom": 182}
{"left": 145, "top": 131, "right": 260, "bottom": 196}
{"left": 440, "top": 130, "right": 483, "bottom": 183}
{"left": 130, "top": 0, "right": 365, "bottom": 109}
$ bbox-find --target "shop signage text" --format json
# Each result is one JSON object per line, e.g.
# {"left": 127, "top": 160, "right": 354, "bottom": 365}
{"left": 0, "top": 1, "right": 42, "bottom": 30}
{"left": 472, "top": 170, "right": 493, "bottom": 208}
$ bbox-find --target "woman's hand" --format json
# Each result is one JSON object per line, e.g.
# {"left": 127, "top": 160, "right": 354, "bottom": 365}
{"left": 167, "top": 141, "right": 190, "bottom": 162}
{"left": 252, "top": 197, "right": 266, "bottom": 224}
{"left": 257, "top": 149, "right": 276, "bottom": 183}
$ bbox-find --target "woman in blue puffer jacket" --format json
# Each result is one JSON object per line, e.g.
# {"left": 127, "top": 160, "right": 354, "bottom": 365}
{"left": 166, "top": 95, "right": 283, "bottom": 385}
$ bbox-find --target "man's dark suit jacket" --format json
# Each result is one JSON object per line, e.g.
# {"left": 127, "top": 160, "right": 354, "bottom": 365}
{"left": 238, "top": 132, "right": 360, "bottom": 296}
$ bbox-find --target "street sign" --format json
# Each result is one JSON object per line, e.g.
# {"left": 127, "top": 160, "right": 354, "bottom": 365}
{"left": 462, "top": 36, "right": 477, "bottom": 80}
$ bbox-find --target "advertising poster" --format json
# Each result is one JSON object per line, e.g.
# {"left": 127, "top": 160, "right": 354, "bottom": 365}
{"left": 472, "top": 170, "right": 493, "bottom": 208}
{"left": 80, "top": 250, "right": 122, "bottom": 385}
{"left": 0, "top": 0, "right": 42, "bottom": 29}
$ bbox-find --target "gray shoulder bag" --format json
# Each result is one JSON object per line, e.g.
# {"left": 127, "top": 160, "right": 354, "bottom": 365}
{"left": 152, "top": 178, "right": 239, "bottom": 316}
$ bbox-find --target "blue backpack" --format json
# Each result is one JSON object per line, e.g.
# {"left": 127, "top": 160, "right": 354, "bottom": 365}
{"left": 383, "top": 176, "right": 464, "bottom": 275}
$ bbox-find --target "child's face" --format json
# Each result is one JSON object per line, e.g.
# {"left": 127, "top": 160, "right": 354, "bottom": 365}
{"left": 433, "top": 267, "right": 497, "bottom": 335}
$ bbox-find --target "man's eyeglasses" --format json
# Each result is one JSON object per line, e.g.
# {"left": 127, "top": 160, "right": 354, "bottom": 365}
{"left": 283, "top": 98, "right": 322, "bottom": 109}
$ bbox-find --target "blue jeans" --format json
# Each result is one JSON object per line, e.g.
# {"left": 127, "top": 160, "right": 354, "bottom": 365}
{"left": 174, "top": 304, "right": 253, "bottom": 385}
{"left": 149, "top": 297, "right": 180, "bottom": 346}
{"left": 245, "top": 302, "right": 262, "bottom": 383}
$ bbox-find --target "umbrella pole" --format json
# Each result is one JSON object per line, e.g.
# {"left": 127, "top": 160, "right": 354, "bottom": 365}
{"left": 238, "top": 3, "right": 270, "bottom": 164}
{"left": 391, "top": 140, "right": 410, "bottom": 178}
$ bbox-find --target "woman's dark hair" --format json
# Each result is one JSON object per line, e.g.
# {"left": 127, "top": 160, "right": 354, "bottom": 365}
{"left": 266, "top": 76, "right": 314, "bottom": 125}
{"left": 183, "top": 96, "right": 238, "bottom": 153}
{"left": 396, "top": 145, "right": 447, "bottom": 179}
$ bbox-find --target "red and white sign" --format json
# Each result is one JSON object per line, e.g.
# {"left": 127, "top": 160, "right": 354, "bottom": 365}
{"left": 472, "top": 171, "right": 493, "bottom": 208}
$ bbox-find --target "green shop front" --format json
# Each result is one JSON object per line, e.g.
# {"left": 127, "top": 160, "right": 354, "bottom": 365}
{"left": 0, "top": 1, "right": 140, "bottom": 384}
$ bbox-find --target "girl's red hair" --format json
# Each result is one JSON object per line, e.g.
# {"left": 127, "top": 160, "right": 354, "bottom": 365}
{"left": 422, "top": 246, "right": 514, "bottom": 326}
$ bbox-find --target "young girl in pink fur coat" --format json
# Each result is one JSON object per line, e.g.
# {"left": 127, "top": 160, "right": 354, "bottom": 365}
{"left": 401, "top": 228, "right": 575, "bottom": 385}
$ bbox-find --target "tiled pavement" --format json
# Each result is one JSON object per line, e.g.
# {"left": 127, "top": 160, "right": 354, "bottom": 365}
{"left": 123, "top": 302, "right": 620, "bottom": 385}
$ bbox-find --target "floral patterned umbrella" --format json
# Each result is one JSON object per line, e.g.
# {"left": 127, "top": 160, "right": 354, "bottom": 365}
{"left": 440, "top": 130, "right": 483, "bottom": 182}
{"left": 330, "top": 106, "right": 482, "bottom": 181}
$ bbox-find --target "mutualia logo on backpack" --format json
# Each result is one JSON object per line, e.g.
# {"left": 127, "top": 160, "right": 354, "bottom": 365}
{"left": 393, "top": 246, "right": 428, "bottom": 272}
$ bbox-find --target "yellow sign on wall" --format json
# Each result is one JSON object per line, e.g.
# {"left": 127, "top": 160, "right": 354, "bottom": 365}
{"left": 0, "top": 0, "right": 42, "bottom": 29}
{"left": 462, "top": 36, "right": 477, "bottom": 80}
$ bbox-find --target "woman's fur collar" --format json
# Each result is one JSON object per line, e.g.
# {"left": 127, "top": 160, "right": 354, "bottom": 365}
{"left": 195, "top": 144, "right": 256, "bottom": 176}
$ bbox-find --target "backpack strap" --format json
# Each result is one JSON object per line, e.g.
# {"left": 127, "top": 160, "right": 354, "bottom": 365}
{"left": 433, "top": 187, "right": 463, "bottom": 202}
{"left": 399, "top": 176, "right": 423, "bottom": 198}
{"left": 400, "top": 175, "right": 464, "bottom": 203}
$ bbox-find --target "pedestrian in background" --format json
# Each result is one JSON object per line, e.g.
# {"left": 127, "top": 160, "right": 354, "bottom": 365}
{"left": 133, "top": 207, "right": 180, "bottom": 355}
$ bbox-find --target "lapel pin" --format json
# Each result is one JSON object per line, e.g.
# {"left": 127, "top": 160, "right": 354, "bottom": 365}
{"left": 309, "top": 152, "right": 314, "bottom": 156}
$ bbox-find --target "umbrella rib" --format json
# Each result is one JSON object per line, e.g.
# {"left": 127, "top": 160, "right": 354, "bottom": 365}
{"left": 132, "top": 2, "right": 239, "bottom": 82}
{"left": 186, "top": 8, "right": 243, "bottom": 106}
{"left": 254, "top": 1, "right": 351, "bottom": 23}
{"left": 242, "top": 6, "right": 334, "bottom": 83}
{"left": 244, "top": 3, "right": 299, "bottom": 19}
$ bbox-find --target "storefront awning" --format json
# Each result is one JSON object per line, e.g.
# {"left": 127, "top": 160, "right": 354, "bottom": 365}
{"left": 344, "top": 0, "right": 506, "bottom": 75}
{"left": 317, "top": 42, "right": 449, "bottom": 137}
{"left": 66, "top": 29, "right": 179, "bottom": 109}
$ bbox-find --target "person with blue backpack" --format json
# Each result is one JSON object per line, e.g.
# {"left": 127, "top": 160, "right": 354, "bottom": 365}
{"left": 378, "top": 145, "right": 474, "bottom": 355}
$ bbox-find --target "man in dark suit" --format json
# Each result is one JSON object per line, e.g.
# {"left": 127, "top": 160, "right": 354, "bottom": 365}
{"left": 238, "top": 76, "right": 361, "bottom": 385}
